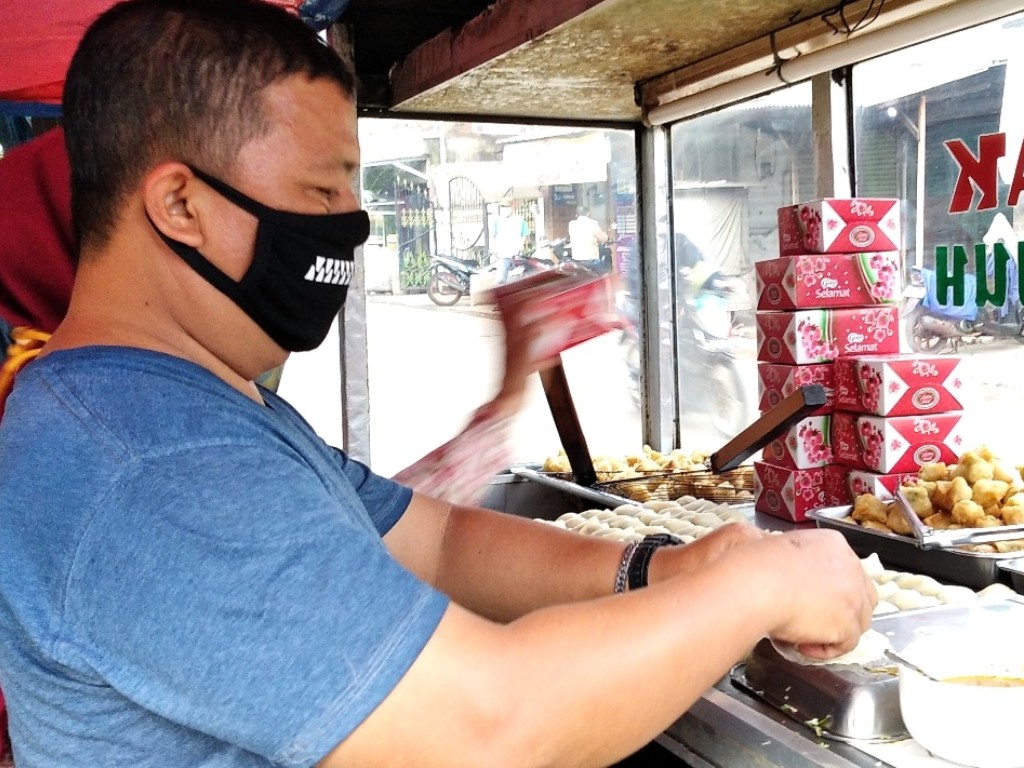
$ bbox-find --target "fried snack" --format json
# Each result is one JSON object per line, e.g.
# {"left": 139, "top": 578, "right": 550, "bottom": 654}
{"left": 949, "top": 476, "right": 973, "bottom": 506}
{"left": 973, "top": 479, "right": 1011, "bottom": 509}
{"left": 960, "top": 450, "right": 995, "bottom": 484}
{"left": 923, "top": 511, "right": 956, "bottom": 530}
{"left": 849, "top": 447, "right": 1024, "bottom": 544}
{"left": 993, "top": 460, "right": 1023, "bottom": 487}
{"left": 886, "top": 504, "right": 914, "bottom": 536}
{"left": 901, "top": 484, "right": 934, "bottom": 519}
{"left": 1003, "top": 506, "right": 1024, "bottom": 526}
{"left": 951, "top": 499, "right": 985, "bottom": 527}
{"left": 918, "top": 462, "right": 948, "bottom": 482}
{"left": 930, "top": 480, "right": 955, "bottom": 512}
{"left": 862, "top": 520, "right": 891, "bottom": 533}
{"left": 542, "top": 452, "right": 571, "bottom": 473}
{"left": 853, "top": 493, "right": 889, "bottom": 525}
{"left": 993, "top": 539, "right": 1024, "bottom": 553}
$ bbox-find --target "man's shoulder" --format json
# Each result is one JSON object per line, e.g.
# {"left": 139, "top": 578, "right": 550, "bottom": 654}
{"left": 10, "top": 347, "right": 278, "bottom": 454}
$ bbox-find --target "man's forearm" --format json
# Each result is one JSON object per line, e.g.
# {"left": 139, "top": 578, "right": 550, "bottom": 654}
{"left": 434, "top": 505, "right": 627, "bottom": 622}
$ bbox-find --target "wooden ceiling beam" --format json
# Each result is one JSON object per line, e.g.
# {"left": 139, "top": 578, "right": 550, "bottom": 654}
{"left": 390, "top": 0, "right": 610, "bottom": 107}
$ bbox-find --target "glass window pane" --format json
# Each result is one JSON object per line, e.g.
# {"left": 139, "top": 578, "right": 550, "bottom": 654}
{"left": 357, "top": 119, "right": 641, "bottom": 476}
{"left": 669, "top": 83, "right": 813, "bottom": 449}
{"left": 853, "top": 14, "right": 1024, "bottom": 462}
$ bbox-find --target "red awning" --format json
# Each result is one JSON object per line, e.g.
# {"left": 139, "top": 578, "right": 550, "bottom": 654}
{"left": 0, "top": 0, "right": 305, "bottom": 106}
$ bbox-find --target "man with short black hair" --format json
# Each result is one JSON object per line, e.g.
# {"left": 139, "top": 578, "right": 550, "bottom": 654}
{"left": 0, "top": 2, "right": 875, "bottom": 766}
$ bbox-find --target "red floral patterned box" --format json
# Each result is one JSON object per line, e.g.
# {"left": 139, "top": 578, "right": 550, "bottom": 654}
{"left": 847, "top": 469, "right": 921, "bottom": 500}
{"left": 831, "top": 411, "right": 965, "bottom": 474}
{"left": 755, "top": 252, "right": 901, "bottom": 310}
{"left": 757, "top": 362, "right": 835, "bottom": 415}
{"left": 778, "top": 198, "right": 901, "bottom": 256}
{"left": 834, "top": 354, "right": 966, "bottom": 417}
{"left": 756, "top": 307, "right": 901, "bottom": 365}
{"left": 754, "top": 462, "right": 851, "bottom": 522}
{"left": 493, "top": 269, "right": 625, "bottom": 360}
{"left": 761, "top": 415, "right": 834, "bottom": 470}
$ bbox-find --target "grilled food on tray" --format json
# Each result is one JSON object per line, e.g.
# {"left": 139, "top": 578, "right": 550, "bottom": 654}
{"left": 848, "top": 446, "right": 1024, "bottom": 553}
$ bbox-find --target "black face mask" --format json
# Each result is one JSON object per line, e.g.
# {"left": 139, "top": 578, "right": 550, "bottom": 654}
{"left": 149, "top": 165, "right": 369, "bottom": 352}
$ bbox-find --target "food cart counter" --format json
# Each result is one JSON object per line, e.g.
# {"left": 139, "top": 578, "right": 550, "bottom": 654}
{"left": 657, "top": 677, "right": 888, "bottom": 768}
{"left": 488, "top": 473, "right": 881, "bottom": 767}
{"left": 489, "top": 471, "right": 1024, "bottom": 768}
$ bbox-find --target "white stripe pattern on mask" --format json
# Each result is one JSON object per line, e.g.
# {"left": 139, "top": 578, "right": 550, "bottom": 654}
{"left": 304, "top": 257, "right": 353, "bottom": 286}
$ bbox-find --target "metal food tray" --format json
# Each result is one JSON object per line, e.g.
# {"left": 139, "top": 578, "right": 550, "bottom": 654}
{"left": 999, "top": 558, "right": 1024, "bottom": 593}
{"left": 731, "top": 598, "right": 1024, "bottom": 743}
{"left": 894, "top": 489, "right": 1024, "bottom": 550}
{"left": 523, "top": 465, "right": 756, "bottom": 504}
{"left": 600, "top": 466, "right": 756, "bottom": 503}
{"left": 808, "top": 505, "right": 1022, "bottom": 590}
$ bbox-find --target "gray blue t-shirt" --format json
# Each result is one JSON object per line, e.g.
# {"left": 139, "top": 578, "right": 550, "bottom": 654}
{"left": 0, "top": 347, "right": 449, "bottom": 767}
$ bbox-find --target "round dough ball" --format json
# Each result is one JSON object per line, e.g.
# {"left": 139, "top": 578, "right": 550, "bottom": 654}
{"left": 861, "top": 553, "right": 885, "bottom": 577}
{"left": 613, "top": 504, "right": 645, "bottom": 517}
{"left": 875, "top": 569, "right": 901, "bottom": 584}
{"left": 643, "top": 500, "right": 681, "bottom": 513}
{"left": 913, "top": 576, "right": 944, "bottom": 597}
{"left": 936, "top": 585, "right": 977, "bottom": 605}
{"left": 691, "top": 512, "right": 725, "bottom": 529}
{"left": 720, "top": 509, "right": 749, "bottom": 525}
{"left": 661, "top": 519, "right": 698, "bottom": 536}
{"left": 977, "top": 583, "right": 1017, "bottom": 602}
{"left": 890, "top": 589, "right": 930, "bottom": 611}
{"left": 895, "top": 574, "right": 928, "bottom": 592}
{"left": 609, "top": 515, "right": 647, "bottom": 531}
{"left": 875, "top": 580, "right": 900, "bottom": 601}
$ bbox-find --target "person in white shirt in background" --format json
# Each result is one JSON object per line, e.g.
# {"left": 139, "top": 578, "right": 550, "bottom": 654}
{"left": 491, "top": 197, "right": 528, "bottom": 284}
{"left": 568, "top": 205, "right": 608, "bottom": 268}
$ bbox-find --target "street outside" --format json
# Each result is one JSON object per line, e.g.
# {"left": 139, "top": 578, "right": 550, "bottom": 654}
{"left": 284, "top": 292, "right": 1024, "bottom": 478}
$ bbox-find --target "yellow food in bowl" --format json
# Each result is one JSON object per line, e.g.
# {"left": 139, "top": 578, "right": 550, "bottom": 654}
{"left": 943, "top": 675, "right": 1024, "bottom": 687}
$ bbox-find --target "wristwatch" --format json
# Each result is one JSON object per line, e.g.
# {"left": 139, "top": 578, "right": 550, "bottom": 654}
{"left": 627, "top": 533, "right": 682, "bottom": 591}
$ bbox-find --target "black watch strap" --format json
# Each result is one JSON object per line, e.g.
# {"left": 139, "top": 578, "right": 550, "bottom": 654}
{"left": 627, "top": 533, "right": 681, "bottom": 591}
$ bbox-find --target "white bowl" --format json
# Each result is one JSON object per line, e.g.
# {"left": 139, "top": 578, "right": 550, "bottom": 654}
{"left": 899, "top": 636, "right": 1024, "bottom": 768}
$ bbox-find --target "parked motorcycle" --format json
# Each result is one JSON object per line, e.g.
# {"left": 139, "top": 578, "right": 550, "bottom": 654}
{"left": 426, "top": 253, "right": 490, "bottom": 306}
{"left": 902, "top": 264, "right": 1024, "bottom": 353}
{"left": 548, "top": 238, "right": 614, "bottom": 275}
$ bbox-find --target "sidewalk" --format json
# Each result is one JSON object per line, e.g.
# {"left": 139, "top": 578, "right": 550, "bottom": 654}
{"left": 366, "top": 290, "right": 500, "bottom": 321}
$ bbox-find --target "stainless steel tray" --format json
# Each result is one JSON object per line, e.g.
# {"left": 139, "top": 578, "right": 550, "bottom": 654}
{"left": 808, "top": 505, "right": 1021, "bottom": 590}
{"left": 999, "top": 558, "right": 1024, "bottom": 593}
{"left": 731, "top": 598, "right": 1024, "bottom": 743}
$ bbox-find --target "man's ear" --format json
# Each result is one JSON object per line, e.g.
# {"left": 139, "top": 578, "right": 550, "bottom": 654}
{"left": 142, "top": 163, "right": 204, "bottom": 247}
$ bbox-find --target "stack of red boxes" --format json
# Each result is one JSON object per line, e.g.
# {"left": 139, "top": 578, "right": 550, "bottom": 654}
{"left": 753, "top": 198, "right": 903, "bottom": 521}
{"left": 832, "top": 354, "right": 968, "bottom": 499}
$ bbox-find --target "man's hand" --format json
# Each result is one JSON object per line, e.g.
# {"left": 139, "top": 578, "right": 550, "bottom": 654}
{"left": 753, "top": 530, "right": 877, "bottom": 658}
{"left": 647, "top": 523, "right": 766, "bottom": 584}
